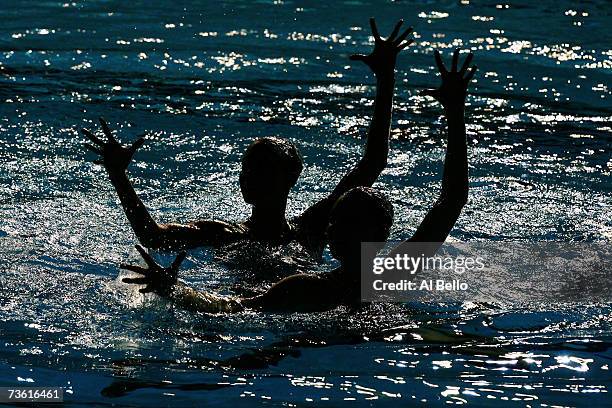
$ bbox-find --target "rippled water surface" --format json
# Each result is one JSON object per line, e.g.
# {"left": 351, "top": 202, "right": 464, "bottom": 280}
{"left": 0, "top": 0, "right": 611, "bottom": 406}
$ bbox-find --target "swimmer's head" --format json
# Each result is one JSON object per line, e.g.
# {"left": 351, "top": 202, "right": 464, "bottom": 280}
{"left": 240, "top": 137, "right": 303, "bottom": 205}
{"left": 327, "top": 187, "right": 394, "bottom": 263}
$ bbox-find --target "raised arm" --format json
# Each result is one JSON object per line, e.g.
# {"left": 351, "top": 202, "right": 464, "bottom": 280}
{"left": 296, "top": 19, "right": 413, "bottom": 254}
{"left": 406, "top": 49, "right": 476, "bottom": 245}
{"left": 83, "top": 119, "right": 239, "bottom": 251}
{"left": 333, "top": 18, "right": 413, "bottom": 195}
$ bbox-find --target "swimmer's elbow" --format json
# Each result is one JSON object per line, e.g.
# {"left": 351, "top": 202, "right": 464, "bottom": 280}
{"left": 442, "top": 196, "right": 467, "bottom": 219}
{"left": 138, "top": 224, "right": 170, "bottom": 251}
{"left": 439, "top": 183, "right": 469, "bottom": 212}
{"left": 438, "top": 194, "right": 468, "bottom": 216}
{"left": 455, "top": 191, "right": 468, "bottom": 209}
{"left": 363, "top": 145, "right": 388, "bottom": 172}
{"left": 368, "top": 155, "right": 388, "bottom": 177}
{"left": 355, "top": 154, "right": 388, "bottom": 185}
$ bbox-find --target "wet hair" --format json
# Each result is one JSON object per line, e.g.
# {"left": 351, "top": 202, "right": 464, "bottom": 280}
{"left": 241, "top": 137, "right": 303, "bottom": 189}
{"left": 330, "top": 186, "right": 394, "bottom": 242}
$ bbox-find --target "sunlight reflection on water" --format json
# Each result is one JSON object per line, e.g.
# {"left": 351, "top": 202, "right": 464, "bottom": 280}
{"left": 0, "top": 0, "right": 611, "bottom": 406}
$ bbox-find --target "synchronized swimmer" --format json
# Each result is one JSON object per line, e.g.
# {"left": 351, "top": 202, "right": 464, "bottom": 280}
{"left": 82, "top": 18, "right": 477, "bottom": 314}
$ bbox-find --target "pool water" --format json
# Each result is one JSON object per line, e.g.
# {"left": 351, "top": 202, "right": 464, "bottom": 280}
{"left": 0, "top": 0, "right": 611, "bottom": 406}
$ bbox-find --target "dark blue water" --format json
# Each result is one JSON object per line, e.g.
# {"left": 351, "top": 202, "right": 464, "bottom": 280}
{"left": 0, "top": 0, "right": 611, "bottom": 406}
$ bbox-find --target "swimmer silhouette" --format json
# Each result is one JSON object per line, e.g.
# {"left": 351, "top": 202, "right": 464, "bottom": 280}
{"left": 121, "top": 49, "right": 476, "bottom": 313}
{"left": 82, "top": 18, "right": 414, "bottom": 258}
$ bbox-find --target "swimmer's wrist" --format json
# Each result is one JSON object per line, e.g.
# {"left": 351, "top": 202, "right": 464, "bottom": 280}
{"left": 375, "top": 68, "right": 396, "bottom": 82}
{"left": 157, "top": 284, "right": 177, "bottom": 298}
{"left": 444, "top": 104, "right": 465, "bottom": 117}
{"left": 106, "top": 166, "right": 127, "bottom": 180}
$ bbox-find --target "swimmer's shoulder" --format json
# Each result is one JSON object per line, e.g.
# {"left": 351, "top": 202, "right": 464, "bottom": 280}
{"left": 247, "top": 272, "right": 338, "bottom": 312}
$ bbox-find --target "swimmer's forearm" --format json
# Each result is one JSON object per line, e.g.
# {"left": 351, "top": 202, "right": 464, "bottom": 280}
{"left": 330, "top": 76, "right": 395, "bottom": 197}
{"left": 107, "top": 170, "right": 162, "bottom": 248}
{"left": 441, "top": 106, "right": 468, "bottom": 205}
{"left": 364, "top": 75, "right": 395, "bottom": 171}
{"left": 108, "top": 171, "right": 233, "bottom": 250}
{"left": 407, "top": 106, "right": 467, "bottom": 244}
{"left": 168, "top": 282, "right": 244, "bottom": 314}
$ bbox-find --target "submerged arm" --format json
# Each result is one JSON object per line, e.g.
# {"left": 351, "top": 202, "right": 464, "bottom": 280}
{"left": 168, "top": 275, "right": 336, "bottom": 314}
{"left": 121, "top": 246, "right": 335, "bottom": 314}
{"left": 169, "top": 282, "right": 244, "bottom": 314}
{"left": 241, "top": 273, "right": 336, "bottom": 312}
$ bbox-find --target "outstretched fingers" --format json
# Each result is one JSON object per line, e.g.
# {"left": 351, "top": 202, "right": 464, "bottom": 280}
{"left": 394, "top": 26, "right": 413, "bottom": 46}
{"left": 85, "top": 144, "right": 103, "bottom": 155}
{"left": 388, "top": 19, "right": 403, "bottom": 41}
{"left": 82, "top": 128, "right": 104, "bottom": 146}
{"left": 171, "top": 251, "right": 187, "bottom": 271}
{"left": 139, "top": 286, "right": 155, "bottom": 294}
{"left": 120, "top": 263, "right": 148, "bottom": 275}
{"left": 122, "top": 276, "right": 149, "bottom": 284}
{"left": 130, "top": 137, "right": 145, "bottom": 153}
{"left": 99, "top": 117, "right": 118, "bottom": 144}
{"left": 465, "top": 65, "right": 478, "bottom": 81}
{"left": 451, "top": 49, "right": 459, "bottom": 72}
{"left": 460, "top": 53, "right": 474, "bottom": 75}
{"left": 434, "top": 50, "right": 447, "bottom": 74}
{"left": 369, "top": 18, "right": 381, "bottom": 41}
{"left": 135, "top": 244, "right": 157, "bottom": 268}
{"left": 398, "top": 38, "right": 414, "bottom": 50}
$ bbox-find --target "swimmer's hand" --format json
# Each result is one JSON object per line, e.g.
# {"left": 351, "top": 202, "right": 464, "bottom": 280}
{"left": 121, "top": 244, "right": 187, "bottom": 296}
{"left": 350, "top": 18, "right": 414, "bottom": 79}
{"left": 421, "top": 49, "right": 477, "bottom": 110}
{"left": 82, "top": 117, "right": 145, "bottom": 173}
